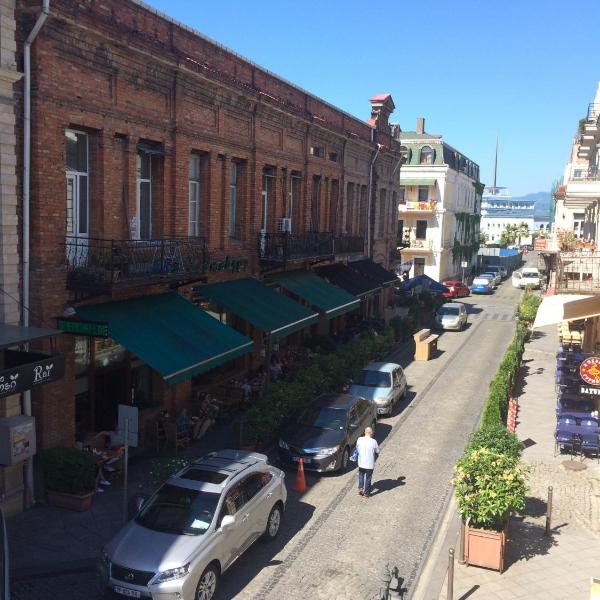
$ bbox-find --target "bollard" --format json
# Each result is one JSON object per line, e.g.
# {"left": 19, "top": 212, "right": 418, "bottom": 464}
{"left": 447, "top": 548, "right": 455, "bottom": 600}
{"left": 545, "top": 485, "right": 553, "bottom": 536}
{"left": 458, "top": 520, "right": 466, "bottom": 565}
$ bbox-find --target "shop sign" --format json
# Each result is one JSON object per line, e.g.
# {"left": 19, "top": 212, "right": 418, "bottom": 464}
{"left": 205, "top": 256, "right": 248, "bottom": 274}
{"left": 580, "top": 386, "right": 600, "bottom": 396}
{"left": 57, "top": 318, "right": 109, "bottom": 338}
{"left": 580, "top": 357, "right": 600, "bottom": 386}
{"left": 0, "top": 351, "right": 65, "bottom": 399}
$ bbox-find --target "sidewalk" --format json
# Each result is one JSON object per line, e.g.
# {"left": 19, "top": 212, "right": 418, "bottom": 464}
{"left": 416, "top": 324, "right": 600, "bottom": 600}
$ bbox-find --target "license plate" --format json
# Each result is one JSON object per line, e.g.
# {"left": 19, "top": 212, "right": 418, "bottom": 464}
{"left": 114, "top": 586, "right": 141, "bottom": 598}
{"left": 292, "top": 456, "right": 310, "bottom": 463}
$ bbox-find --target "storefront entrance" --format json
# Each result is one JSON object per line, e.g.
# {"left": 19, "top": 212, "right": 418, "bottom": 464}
{"left": 94, "top": 364, "right": 129, "bottom": 431}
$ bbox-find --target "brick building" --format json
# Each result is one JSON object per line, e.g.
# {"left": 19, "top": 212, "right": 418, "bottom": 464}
{"left": 13, "top": 0, "right": 402, "bottom": 476}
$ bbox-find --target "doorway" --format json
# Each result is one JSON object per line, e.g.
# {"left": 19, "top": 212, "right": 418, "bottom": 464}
{"left": 414, "top": 257, "right": 426, "bottom": 277}
{"left": 94, "top": 365, "right": 129, "bottom": 431}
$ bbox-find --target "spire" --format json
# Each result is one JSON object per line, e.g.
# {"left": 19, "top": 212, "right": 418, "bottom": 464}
{"left": 491, "top": 137, "right": 498, "bottom": 193}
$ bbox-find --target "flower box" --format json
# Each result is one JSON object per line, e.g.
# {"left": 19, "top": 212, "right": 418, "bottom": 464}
{"left": 465, "top": 523, "right": 507, "bottom": 572}
{"left": 47, "top": 489, "right": 94, "bottom": 512}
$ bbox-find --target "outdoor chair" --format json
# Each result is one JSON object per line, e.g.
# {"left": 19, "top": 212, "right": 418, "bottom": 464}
{"left": 582, "top": 435, "right": 600, "bottom": 462}
{"left": 163, "top": 421, "right": 190, "bottom": 454}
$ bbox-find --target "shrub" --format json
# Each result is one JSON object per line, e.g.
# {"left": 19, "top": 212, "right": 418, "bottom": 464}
{"left": 454, "top": 448, "right": 529, "bottom": 530}
{"left": 149, "top": 456, "right": 191, "bottom": 486}
{"left": 466, "top": 424, "right": 523, "bottom": 459}
{"left": 518, "top": 292, "right": 542, "bottom": 324}
{"left": 41, "top": 447, "right": 97, "bottom": 495}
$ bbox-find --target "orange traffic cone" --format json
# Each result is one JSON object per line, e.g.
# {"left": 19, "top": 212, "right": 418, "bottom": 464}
{"left": 292, "top": 458, "right": 307, "bottom": 493}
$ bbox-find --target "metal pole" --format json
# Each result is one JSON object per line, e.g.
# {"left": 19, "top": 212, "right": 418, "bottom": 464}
{"left": 458, "top": 521, "right": 466, "bottom": 565}
{"left": 123, "top": 418, "right": 129, "bottom": 525}
{"left": 447, "top": 548, "right": 455, "bottom": 600}
{"left": 545, "top": 485, "right": 553, "bottom": 536}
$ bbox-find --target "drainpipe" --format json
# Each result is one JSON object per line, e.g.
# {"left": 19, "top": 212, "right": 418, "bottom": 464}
{"left": 367, "top": 138, "right": 382, "bottom": 258}
{"left": 23, "top": 0, "right": 50, "bottom": 504}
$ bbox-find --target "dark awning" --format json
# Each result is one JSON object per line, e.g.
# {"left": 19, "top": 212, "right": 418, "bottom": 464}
{"left": 348, "top": 259, "right": 398, "bottom": 287}
{"left": 0, "top": 324, "right": 61, "bottom": 350}
{"left": 314, "top": 263, "right": 380, "bottom": 298}
{"left": 77, "top": 292, "right": 253, "bottom": 386}
{"left": 403, "top": 275, "right": 449, "bottom": 293}
{"left": 197, "top": 278, "right": 318, "bottom": 341}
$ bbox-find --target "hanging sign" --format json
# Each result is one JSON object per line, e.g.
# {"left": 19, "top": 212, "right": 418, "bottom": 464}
{"left": 580, "top": 357, "right": 600, "bottom": 386}
{"left": 57, "top": 318, "right": 109, "bottom": 338}
{"left": 0, "top": 350, "right": 65, "bottom": 399}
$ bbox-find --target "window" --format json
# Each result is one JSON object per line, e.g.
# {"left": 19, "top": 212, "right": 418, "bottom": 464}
{"left": 420, "top": 146, "right": 433, "bottom": 165}
{"left": 189, "top": 155, "right": 201, "bottom": 237}
{"left": 137, "top": 151, "right": 152, "bottom": 240}
{"left": 329, "top": 179, "right": 340, "bottom": 233}
{"left": 397, "top": 219, "right": 404, "bottom": 243}
{"left": 310, "top": 146, "right": 323, "bottom": 157}
{"left": 229, "top": 162, "right": 238, "bottom": 238}
{"left": 573, "top": 169, "right": 583, "bottom": 179}
{"left": 262, "top": 167, "right": 276, "bottom": 231}
{"left": 65, "top": 130, "right": 89, "bottom": 237}
{"left": 418, "top": 186, "right": 429, "bottom": 202}
{"left": 416, "top": 220, "right": 427, "bottom": 240}
{"left": 241, "top": 473, "right": 267, "bottom": 503}
{"left": 377, "top": 189, "right": 387, "bottom": 238}
{"left": 399, "top": 146, "right": 409, "bottom": 164}
{"left": 290, "top": 172, "right": 302, "bottom": 233}
{"left": 345, "top": 183, "right": 355, "bottom": 234}
{"left": 328, "top": 152, "right": 338, "bottom": 162}
{"left": 359, "top": 186, "right": 368, "bottom": 235}
{"left": 310, "top": 176, "right": 321, "bottom": 231}
{"left": 398, "top": 187, "right": 406, "bottom": 203}
{"left": 414, "top": 257, "right": 425, "bottom": 276}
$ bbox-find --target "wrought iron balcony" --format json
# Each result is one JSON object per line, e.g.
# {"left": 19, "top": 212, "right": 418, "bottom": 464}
{"left": 258, "top": 231, "right": 334, "bottom": 264}
{"left": 333, "top": 235, "right": 365, "bottom": 255}
{"left": 66, "top": 236, "right": 208, "bottom": 296}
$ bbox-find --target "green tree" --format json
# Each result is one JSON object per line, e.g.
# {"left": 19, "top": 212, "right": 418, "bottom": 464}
{"left": 499, "top": 224, "right": 517, "bottom": 247}
{"left": 515, "top": 221, "right": 530, "bottom": 247}
{"left": 479, "top": 231, "right": 489, "bottom": 246}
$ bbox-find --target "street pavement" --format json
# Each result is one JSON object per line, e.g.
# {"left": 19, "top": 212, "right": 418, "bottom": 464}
{"left": 418, "top": 294, "right": 600, "bottom": 599}
{"left": 11, "top": 280, "right": 523, "bottom": 600}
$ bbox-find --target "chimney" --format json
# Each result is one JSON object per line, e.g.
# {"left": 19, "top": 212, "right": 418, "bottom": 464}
{"left": 416, "top": 117, "right": 425, "bottom": 134}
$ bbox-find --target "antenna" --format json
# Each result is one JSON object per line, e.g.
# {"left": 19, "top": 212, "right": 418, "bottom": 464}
{"left": 491, "top": 137, "right": 498, "bottom": 193}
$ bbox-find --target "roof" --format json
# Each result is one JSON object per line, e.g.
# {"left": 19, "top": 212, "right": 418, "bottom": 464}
{"left": 198, "top": 278, "right": 318, "bottom": 341}
{"left": 77, "top": 293, "right": 253, "bottom": 386}
{"left": 399, "top": 132, "right": 442, "bottom": 140}
{"left": 370, "top": 93, "right": 392, "bottom": 102}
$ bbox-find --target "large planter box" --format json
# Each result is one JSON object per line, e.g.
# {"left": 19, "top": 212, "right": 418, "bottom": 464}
{"left": 465, "top": 523, "right": 507, "bottom": 573}
{"left": 47, "top": 489, "right": 94, "bottom": 512}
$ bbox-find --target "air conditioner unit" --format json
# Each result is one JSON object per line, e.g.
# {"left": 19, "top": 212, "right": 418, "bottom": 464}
{"left": 277, "top": 218, "right": 292, "bottom": 233}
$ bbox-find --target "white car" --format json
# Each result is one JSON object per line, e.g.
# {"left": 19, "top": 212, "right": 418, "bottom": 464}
{"left": 348, "top": 362, "right": 407, "bottom": 416}
{"left": 487, "top": 265, "right": 508, "bottom": 280}
{"left": 513, "top": 268, "right": 541, "bottom": 289}
{"left": 100, "top": 450, "right": 287, "bottom": 600}
{"left": 435, "top": 302, "right": 468, "bottom": 331}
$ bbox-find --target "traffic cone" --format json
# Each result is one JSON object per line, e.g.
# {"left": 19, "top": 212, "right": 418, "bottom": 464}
{"left": 292, "top": 458, "right": 307, "bottom": 493}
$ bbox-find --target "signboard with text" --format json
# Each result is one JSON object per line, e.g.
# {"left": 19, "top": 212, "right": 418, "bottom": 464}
{"left": 580, "top": 357, "right": 600, "bottom": 386}
{"left": 57, "top": 318, "right": 109, "bottom": 338}
{"left": 0, "top": 350, "right": 65, "bottom": 399}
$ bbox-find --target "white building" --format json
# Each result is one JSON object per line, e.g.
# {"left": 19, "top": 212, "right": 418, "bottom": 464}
{"left": 392, "top": 118, "right": 483, "bottom": 281}
{"left": 481, "top": 188, "right": 534, "bottom": 245}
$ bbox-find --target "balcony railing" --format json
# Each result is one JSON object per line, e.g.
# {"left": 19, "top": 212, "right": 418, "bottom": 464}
{"left": 333, "top": 235, "right": 364, "bottom": 255}
{"left": 555, "top": 252, "right": 600, "bottom": 294}
{"left": 66, "top": 236, "right": 208, "bottom": 296}
{"left": 258, "top": 231, "right": 335, "bottom": 264}
{"left": 570, "top": 166, "right": 600, "bottom": 182}
{"left": 405, "top": 238, "right": 435, "bottom": 251}
{"left": 400, "top": 200, "right": 437, "bottom": 211}
{"left": 588, "top": 103, "right": 600, "bottom": 123}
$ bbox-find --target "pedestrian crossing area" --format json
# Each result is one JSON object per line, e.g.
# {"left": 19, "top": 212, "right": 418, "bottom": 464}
{"left": 470, "top": 311, "right": 515, "bottom": 322}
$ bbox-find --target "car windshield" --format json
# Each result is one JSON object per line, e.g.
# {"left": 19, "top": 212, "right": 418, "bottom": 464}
{"left": 135, "top": 483, "right": 220, "bottom": 536}
{"left": 523, "top": 272, "right": 538, "bottom": 278}
{"left": 438, "top": 306, "right": 459, "bottom": 316}
{"left": 473, "top": 279, "right": 489, "bottom": 285}
{"left": 355, "top": 370, "right": 392, "bottom": 388}
{"left": 298, "top": 405, "right": 348, "bottom": 430}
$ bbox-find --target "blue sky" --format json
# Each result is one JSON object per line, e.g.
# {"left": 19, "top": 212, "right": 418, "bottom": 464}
{"left": 143, "top": 0, "right": 599, "bottom": 197}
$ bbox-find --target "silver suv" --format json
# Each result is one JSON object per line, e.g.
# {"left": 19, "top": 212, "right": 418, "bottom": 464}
{"left": 99, "top": 450, "right": 287, "bottom": 600}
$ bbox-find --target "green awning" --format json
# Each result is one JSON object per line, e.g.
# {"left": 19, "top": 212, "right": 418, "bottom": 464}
{"left": 399, "top": 179, "right": 436, "bottom": 186}
{"left": 198, "top": 278, "right": 318, "bottom": 341}
{"left": 77, "top": 293, "right": 253, "bottom": 386}
{"left": 270, "top": 270, "right": 360, "bottom": 319}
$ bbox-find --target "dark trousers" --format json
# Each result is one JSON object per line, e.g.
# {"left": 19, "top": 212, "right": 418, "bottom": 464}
{"left": 358, "top": 467, "right": 374, "bottom": 496}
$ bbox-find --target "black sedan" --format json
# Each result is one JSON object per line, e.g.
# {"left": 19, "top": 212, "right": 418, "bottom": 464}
{"left": 278, "top": 393, "right": 377, "bottom": 473}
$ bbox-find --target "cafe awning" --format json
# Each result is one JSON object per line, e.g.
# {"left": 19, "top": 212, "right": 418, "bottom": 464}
{"left": 270, "top": 270, "right": 360, "bottom": 319}
{"left": 197, "top": 277, "right": 318, "bottom": 341}
{"left": 314, "top": 263, "right": 380, "bottom": 298}
{"left": 399, "top": 178, "right": 436, "bottom": 187}
{"left": 77, "top": 292, "right": 253, "bottom": 386}
{"left": 348, "top": 259, "right": 398, "bottom": 287}
{"left": 533, "top": 295, "right": 600, "bottom": 329}
{"left": 0, "top": 323, "right": 61, "bottom": 350}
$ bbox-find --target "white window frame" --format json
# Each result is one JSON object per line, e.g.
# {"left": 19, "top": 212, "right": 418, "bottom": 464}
{"left": 188, "top": 155, "right": 201, "bottom": 237}
{"left": 136, "top": 152, "right": 152, "bottom": 240}
{"left": 229, "top": 162, "right": 238, "bottom": 238}
{"left": 65, "top": 129, "right": 89, "bottom": 238}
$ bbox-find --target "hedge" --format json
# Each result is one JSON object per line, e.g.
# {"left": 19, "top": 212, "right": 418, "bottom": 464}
{"left": 245, "top": 327, "right": 396, "bottom": 445}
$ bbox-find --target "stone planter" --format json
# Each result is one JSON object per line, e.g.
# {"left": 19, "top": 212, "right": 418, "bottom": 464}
{"left": 465, "top": 523, "right": 507, "bottom": 573}
{"left": 47, "top": 489, "right": 94, "bottom": 512}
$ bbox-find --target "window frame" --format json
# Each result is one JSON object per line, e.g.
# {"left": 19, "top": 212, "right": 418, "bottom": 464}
{"left": 136, "top": 151, "right": 152, "bottom": 240}
{"left": 420, "top": 146, "right": 433, "bottom": 165}
{"left": 188, "top": 155, "right": 202, "bottom": 238}
{"left": 229, "top": 162, "right": 238, "bottom": 239}
{"left": 65, "top": 129, "right": 90, "bottom": 238}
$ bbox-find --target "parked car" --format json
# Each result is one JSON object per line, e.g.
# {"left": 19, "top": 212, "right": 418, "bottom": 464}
{"left": 348, "top": 362, "right": 407, "bottom": 416}
{"left": 441, "top": 279, "right": 470, "bottom": 299}
{"left": 513, "top": 267, "right": 541, "bottom": 289}
{"left": 471, "top": 276, "right": 494, "bottom": 294}
{"left": 435, "top": 302, "right": 468, "bottom": 331}
{"left": 482, "top": 271, "right": 501, "bottom": 287}
{"left": 99, "top": 450, "right": 287, "bottom": 600}
{"left": 278, "top": 393, "right": 377, "bottom": 471}
{"left": 486, "top": 265, "right": 508, "bottom": 280}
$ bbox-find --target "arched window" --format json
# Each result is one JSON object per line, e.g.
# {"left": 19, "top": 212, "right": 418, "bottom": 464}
{"left": 399, "top": 146, "right": 409, "bottom": 164}
{"left": 420, "top": 145, "right": 433, "bottom": 165}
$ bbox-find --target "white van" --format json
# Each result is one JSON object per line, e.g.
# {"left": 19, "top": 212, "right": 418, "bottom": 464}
{"left": 348, "top": 362, "right": 407, "bottom": 416}
{"left": 513, "top": 267, "right": 541, "bottom": 289}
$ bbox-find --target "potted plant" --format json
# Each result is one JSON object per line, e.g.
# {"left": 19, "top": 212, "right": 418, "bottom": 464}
{"left": 453, "top": 447, "right": 528, "bottom": 572}
{"left": 41, "top": 447, "right": 98, "bottom": 511}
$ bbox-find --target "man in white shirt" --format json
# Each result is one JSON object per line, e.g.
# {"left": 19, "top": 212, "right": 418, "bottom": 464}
{"left": 356, "top": 426, "right": 379, "bottom": 498}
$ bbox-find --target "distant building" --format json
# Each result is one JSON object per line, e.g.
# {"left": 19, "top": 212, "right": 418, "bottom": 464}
{"left": 392, "top": 118, "right": 483, "bottom": 281}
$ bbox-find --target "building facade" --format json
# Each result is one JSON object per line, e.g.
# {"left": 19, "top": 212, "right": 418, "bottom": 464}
{"left": 13, "top": 0, "right": 401, "bottom": 473}
{"left": 481, "top": 188, "right": 534, "bottom": 245}
{"left": 393, "top": 118, "right": 482, "bottom": 281}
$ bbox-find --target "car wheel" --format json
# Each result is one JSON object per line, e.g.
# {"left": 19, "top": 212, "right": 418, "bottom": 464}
{"left": 195, "top": 564, "right": 219, "bottom": 600}
{"left": 340, "top": 446, "right": 350, "bottom": 471}
{"left": 263, "top": 503, "right": 283, "bottom": 541}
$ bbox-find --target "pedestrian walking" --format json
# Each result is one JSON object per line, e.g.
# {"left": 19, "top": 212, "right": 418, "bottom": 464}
{"left": 356, "top": 426, "right": 379, "bottom": 498}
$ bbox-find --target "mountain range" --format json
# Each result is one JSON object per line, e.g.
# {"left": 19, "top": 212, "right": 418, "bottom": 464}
{"left": 511, "top": 191, "right": 552, "bottom": 219}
